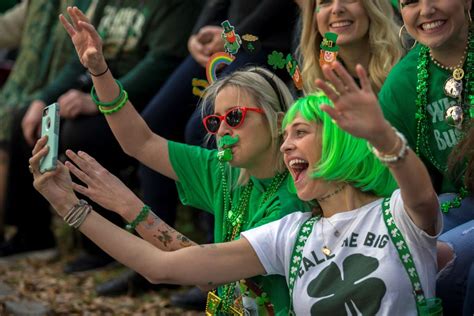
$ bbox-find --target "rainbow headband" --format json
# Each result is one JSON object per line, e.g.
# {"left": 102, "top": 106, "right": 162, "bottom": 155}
{"left": 206, "top": 52, "right": 235, "bottom": 84}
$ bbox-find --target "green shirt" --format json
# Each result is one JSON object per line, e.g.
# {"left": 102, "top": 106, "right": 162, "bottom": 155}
{"left": 38, "top": 0, "right": 203, "bottom": 110}
{"left": 379, "top": 45, "right": 462, "bottom": 193}
{"left": 168, "top": 141, "right": 311, "bottom": 315}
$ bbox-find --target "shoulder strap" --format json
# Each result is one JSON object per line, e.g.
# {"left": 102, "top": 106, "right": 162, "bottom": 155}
{"left": 381, "top": 198, "right": 426, "bottom": 304}
{"left": 287, "top": 215, "right": 320, "bottom": 315}
{"left": 381, "top": 197, "right": 444, "bottom": 316}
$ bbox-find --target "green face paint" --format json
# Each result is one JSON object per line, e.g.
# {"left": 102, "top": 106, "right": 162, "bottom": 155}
{"left": 217, "top": 135, "right": 239, "bottom": 162}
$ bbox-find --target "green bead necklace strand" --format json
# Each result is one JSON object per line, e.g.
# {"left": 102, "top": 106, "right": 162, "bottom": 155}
{"left": 415, "top": 30, "right": 473, "bottom": 212}
{"left": 217, "top": 162, "right": 288, "bottom": 313}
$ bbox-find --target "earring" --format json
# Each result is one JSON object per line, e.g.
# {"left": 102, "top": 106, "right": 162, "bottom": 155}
{"left": 468, "top": 10, "right": 473, "bottom": 24}
{"left": 398, "top": 25, "right": 417, "bottom": 50}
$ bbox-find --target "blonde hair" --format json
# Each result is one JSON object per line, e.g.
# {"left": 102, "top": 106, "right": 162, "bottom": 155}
{"left": 299, "top": 0, "right": 403, "bottom": 94}
{"left": 200, "top": 67, "right": 292, "bottom": 186}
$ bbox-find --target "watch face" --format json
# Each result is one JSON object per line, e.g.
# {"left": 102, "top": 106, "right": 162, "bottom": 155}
{"left": 444, "top": 77, "right": 463, "bottom": 98}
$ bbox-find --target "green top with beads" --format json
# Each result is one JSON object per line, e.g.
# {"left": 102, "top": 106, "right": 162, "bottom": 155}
{"left": 379, "top": 45, "right": 464, "bottom": 193}
{"left": 168, "top": 141, "right": 311, "bottom": 315}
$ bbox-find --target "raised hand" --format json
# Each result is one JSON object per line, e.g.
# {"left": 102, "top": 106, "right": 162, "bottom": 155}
{"left": 315, "top": 62, "right": 390, "bottom": 142}
{"left": 64, "top": 150, "right": 142, "bottom": 217}
{"left": 59, "top": 6, "right": 106, "bottom": 74}
{"left": 30, "top": 137, "right": 79, "bottom": 217}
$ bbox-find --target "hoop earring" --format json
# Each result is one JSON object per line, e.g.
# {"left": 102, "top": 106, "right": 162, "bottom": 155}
{"left": 398, "top": 25, "right": 417, "bottom": 50}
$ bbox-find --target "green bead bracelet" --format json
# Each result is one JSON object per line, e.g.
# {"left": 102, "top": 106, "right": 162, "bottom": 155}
{"left": 98, "top": 90, "right": 128, "bottom": 115}
{"left": 91, "top": 79, "right": 125, "bottom": 107}
{"left": 125, "top": 205, "right": 151, "bottom": 232}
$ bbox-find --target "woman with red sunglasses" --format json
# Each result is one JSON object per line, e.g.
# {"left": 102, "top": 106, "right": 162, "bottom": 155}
{"left": 35, "top": 7, "right": 310, "bottom": 315}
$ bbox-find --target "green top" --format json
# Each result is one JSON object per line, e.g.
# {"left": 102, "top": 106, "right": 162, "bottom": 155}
{"left": 168, "top": 141, "right": 311, "bottom": 315}
{"left": 379, "top": 45, "right": 461, "bottom": 193}
{"left": 38, "top": 0, "right": 203, "bottom": 111}
{"left": 0, "top": 0, "right": 91, "bottom": 143}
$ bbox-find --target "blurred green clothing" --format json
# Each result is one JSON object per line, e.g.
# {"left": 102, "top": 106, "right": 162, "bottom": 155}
{"left": 0, "top": 0, "right": 91, "bottom": 144}
{"left": 0, "top": 0, "right": 18, "bottom": 13}
{"left": 37, "top": 0, "right": 204, "bottom": 112}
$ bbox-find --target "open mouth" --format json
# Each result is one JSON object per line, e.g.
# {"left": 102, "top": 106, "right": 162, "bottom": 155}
{"left": 288, "top": 158, "right": 309, "bottom": 182}
{"left": 419, "top": 20, "right": 446, "bottom": 31}
{"left": 330, "top": 20, "right": 353, "bottom": 29}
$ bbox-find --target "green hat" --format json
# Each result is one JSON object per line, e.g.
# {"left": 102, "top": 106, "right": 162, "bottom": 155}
{"left": 221, "top": 20, "right": 234, "bottom": 33}
{"left": 320, "top": 32, "right": 339, "bottom": 52}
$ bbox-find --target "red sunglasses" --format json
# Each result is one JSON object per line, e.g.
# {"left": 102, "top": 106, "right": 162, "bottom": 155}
{"left": 202, "top": 107, "right": 264, "bottom": 134}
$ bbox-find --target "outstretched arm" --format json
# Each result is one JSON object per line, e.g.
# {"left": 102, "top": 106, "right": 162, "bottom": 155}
{"left": 59, "top": 6, "right": 177, "bottom": 180}
{"left": 316, "top": 62, "right": 439, "bottom": 234}
{"left": 63, "top": 149, "right": 196, "bottom": 251}
{"left": 30, "top": 137, "right": 264, "bottom": 286}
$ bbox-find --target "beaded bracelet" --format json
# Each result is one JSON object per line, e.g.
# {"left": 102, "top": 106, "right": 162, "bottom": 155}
{"left": 91, "top": 79, "right": 125, "bottom": 107}
{"left": 125, "top": 205, "right": 151, "bottom": 232}
{"left": 98, "top": 90, "right": 128, "bottom": 115}
{"left": 370, "top": 128, "right": 409, "bottom": 164}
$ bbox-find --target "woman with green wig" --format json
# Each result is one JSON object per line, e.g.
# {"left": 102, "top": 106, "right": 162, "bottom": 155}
{"left": 30, "top": 61, "right": 441, "bottom": 315}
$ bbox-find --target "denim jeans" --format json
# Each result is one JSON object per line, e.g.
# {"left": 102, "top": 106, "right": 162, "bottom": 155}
{"left": 439, "top": 193, "right": 474, "bottom": 233}
{"left": 436, "top": 194, "right": 474, "bottom": 316}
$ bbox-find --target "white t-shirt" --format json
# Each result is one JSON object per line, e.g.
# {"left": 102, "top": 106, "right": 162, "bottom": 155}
{"left": 242, "top": 190, "right": 442, "bottom": 316}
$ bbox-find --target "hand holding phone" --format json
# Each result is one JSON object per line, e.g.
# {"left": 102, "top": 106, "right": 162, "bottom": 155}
{"left": 39, "top": 103, "right": 60, "bottom": 173}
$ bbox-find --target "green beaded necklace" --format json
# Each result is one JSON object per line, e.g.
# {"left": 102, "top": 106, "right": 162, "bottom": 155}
{"left": 415, "top": 29, "right": 473, "bottom": 212}
{"left": 217, "top": 162, "right": 289, "bottom": 313}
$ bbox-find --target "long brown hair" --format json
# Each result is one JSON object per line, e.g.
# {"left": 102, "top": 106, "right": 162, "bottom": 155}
{"left": 448, "top": 123, "right": 474, "bottom": 192}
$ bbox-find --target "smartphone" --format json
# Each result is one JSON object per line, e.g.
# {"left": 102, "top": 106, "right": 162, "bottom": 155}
{"left": 39, "top": 103, "right": 60, "bottom": 173}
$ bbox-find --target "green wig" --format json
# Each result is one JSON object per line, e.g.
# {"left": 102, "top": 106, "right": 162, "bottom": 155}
{"left": 282, "top": 92, "right": 398, "bottom": 197}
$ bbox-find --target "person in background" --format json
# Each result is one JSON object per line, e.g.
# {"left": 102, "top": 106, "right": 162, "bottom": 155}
{"left": 1, "top": 0, "right": 203, "bottom": 277}
{"left": 0, "top": 0, "right": 92, "bottom": 252}
{"left": 378, "top": 1, "right": 474, "bottom": 313}
{"left": 298, "top": 0, "right": 402, "bottom": 95}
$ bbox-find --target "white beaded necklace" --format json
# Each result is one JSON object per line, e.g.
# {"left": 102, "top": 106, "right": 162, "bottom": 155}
{"left": 429, "top": 42, "right": 468, "bottom": 72}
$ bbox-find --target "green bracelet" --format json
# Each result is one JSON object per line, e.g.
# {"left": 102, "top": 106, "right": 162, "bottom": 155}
{"left": 125, "top": 205, "right": 151, "bottom": 232}
{"left": 98, "top": 90, "right": 128, "bottom": 115}
{"left": 91, "top": 79, "right": 124, "bottom": 107}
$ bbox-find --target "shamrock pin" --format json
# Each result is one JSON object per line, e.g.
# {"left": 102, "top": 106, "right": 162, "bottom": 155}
{"left": 307, "top": 254, "right": 386, "bottom": 315}
{"left": 267, "top": 51, "right": 286, "bottom": 70}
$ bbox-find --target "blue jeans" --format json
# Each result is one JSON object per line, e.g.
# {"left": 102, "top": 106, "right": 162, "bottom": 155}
{"left": 139, "top": 50, "right": 272, "bottom": 227}
{"left": 439, "top": 193, "right": 474, "bottom": 233}
{"left": 436, "top": 193, "right": 474, "bottom": 316}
